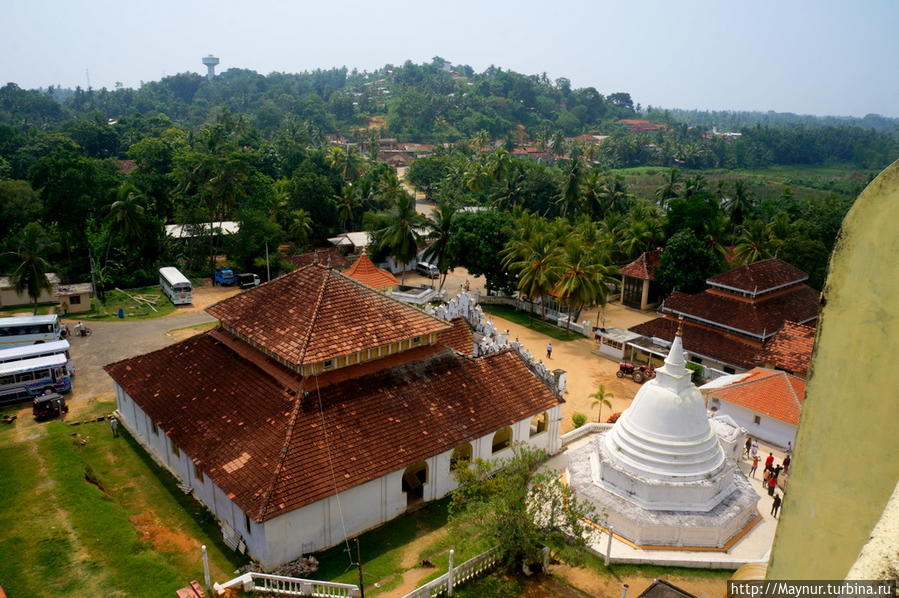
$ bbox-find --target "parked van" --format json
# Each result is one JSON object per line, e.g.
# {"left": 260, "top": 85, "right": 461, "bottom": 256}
{"left": 237, "top": 273, "right": 261, "bottom": 289}
{"left": 415, "top": 262, "right": 440, "bottom": 279}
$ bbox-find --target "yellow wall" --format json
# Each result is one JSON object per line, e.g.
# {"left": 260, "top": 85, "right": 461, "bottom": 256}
{"left": 766, "top": 160, "right": 899, "bottom": 578}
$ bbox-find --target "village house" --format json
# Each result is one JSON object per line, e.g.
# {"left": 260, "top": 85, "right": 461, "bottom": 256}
{"left": 105, "top": 264, "right": 563, "bottom": 569}
{"left": 55, "top": 283, "right": 94, "bottom": 315}
{"left": 0, "top": 274, "right": 60, "bottom": 308}
{"left": 619, "top": 249, "right": 663, "bottom": 311}
{"left": 0, "top": 274, "right": 93, "bottom": 313}
{"left": 628, "top": 258, "right": 819, "bottom": 376}
{"left": 701, "top": 367, "right": 806, "bottom": 449}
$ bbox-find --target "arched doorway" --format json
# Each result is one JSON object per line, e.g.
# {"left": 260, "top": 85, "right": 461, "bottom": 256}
{"left": 450, "top": 443, "right": 472, "bottom": 471}
{"left": 402, "top": 461, "right": 428, "bottom": 508}
{"left": 492, "top": 426, "right": 513, "bottom": 454}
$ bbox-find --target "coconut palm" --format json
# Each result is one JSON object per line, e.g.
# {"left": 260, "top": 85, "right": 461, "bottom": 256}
{"left": 734, "top": 220, "right": 777, "bottom": 265}
{"left": 106, "top": 183, "right": 146, "bottom": 263}
{"left": 5, "top": 222, "right": 56, "bottom": 315}
{"left": 379, "top": 192, "right": 426, "bottom": 285}
{"left": 726, "top": 179, "right": 752, "bottom": 228}
{"left": 554, "top": 241, "right": 608, "bottom": 328}
{"left": 502, "top": 233, "right": 566, "bottom": 319}
{"left": 655, "top": 168, "right": 682, "bottom": 209}
{"left": 334, "top": 185, "right": 361, "bottom": 231}
{"left": 598, "top": 173, "right": 632, "bottom": 216}
{"left": 555, "top": 158, "right": 583, "bottom": 219}
{"left": 422, "top": 202, "right": 457, "bottom": 291}
{"left": 288, "top": 209, "right": 313, "bottom": 250}
{"left": 590, "top": 384, "right": 615, "bottom": 423}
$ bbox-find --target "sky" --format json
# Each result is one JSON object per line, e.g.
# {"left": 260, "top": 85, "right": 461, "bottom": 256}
{"left": 2, "top": 0, "right": 897, "bottom": 118}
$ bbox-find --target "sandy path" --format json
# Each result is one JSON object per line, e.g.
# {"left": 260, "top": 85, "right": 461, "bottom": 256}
{"left": 552, "top": 563, "right": 728, "bottom": 598}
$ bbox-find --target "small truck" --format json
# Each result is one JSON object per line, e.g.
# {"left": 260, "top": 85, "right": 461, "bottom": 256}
{"left": 214, "top": 269, "right": 237, "bottom": 286}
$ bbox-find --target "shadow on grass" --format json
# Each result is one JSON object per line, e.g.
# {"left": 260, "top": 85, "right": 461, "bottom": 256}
{"left": 480, "top": 305, "right": 583, "bottom": 342}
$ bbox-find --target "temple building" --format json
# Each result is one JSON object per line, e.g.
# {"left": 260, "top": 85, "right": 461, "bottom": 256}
{"left": 105, "top": 265, "right": 563, "bottom": 569}
{"left": 629, "top": 258, "right": 819, "bottom": 375}
{"left": 568, "top": 326, "right": 759, "bottom": 548}
{"left": 619, "top": 249, "right": 663, "bottom": 311}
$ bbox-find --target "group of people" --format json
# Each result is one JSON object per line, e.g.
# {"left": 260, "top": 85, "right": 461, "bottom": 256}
{"left": 744, "top": 437, "right": 792, "bottom": 519}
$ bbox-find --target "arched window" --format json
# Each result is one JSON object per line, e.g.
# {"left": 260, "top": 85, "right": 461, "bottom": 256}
{"left": 402, "top": 461, "right": 428, "bottom": 507}
{"left": 530, "top": 412, "right": 548, "bottom": 437}
{"left": 491, "top": 426, "right": 513, "bottom": 454}
{"left": 450, "top": 443, "right": 472, "bottom": 470}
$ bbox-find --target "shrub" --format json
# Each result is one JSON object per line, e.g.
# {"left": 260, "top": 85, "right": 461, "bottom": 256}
{"left": 571, "top": 413, "right": 587, "bottom": 428}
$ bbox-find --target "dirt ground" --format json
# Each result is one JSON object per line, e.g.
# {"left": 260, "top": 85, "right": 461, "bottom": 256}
{"left": 550, "top": 564, "right": 727, "bottom": 598}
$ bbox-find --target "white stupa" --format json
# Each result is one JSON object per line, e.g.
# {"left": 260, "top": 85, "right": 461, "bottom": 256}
{"left": 568, "top": 323, "right": 760, "bottom": 548}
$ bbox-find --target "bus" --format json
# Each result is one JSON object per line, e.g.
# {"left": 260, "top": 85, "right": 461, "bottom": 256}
{"left": 0, "top": 354, "right": 72, "bottom": 403}
{"left": 159, "top": 267, "right": 192, "bottom": 305}
{"left": 0, "top": 339, "right": 74, "bottom": 376}
{"left": 0, "top": 315, "right": 62, "bottom": 348}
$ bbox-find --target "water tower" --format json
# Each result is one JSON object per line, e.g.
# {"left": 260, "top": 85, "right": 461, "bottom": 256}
{"left": 202, "top": 55, "right": 220, "bottom": 80}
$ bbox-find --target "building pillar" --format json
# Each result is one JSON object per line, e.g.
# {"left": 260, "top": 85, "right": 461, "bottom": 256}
{"left": 640, "top": 280, "right": 650, "bottom": 311}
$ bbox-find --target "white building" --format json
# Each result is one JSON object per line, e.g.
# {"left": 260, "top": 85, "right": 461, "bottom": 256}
{"left": 106, "top": 265, "right": 563, "bottom": 569}
{"left": 568, "top": 327, "right": 759, "bottom": 549}
{"left": 701, "top": 368, "right": 805, "bottom": 450}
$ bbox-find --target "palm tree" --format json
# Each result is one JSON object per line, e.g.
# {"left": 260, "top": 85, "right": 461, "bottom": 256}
{"left": 590, "top": 384, "right": 615, "bottom": 423}
{"left": 5, "top": 222, "right": 56, "bottom": 315}
{"left": 106, "top": 183, "right": 146, "bottom": 263}
{"left": 555, "top": 159, "right": 583, "bottom": 219}
{"left": 326, "top": 145, "right": 364, "bottom": 181}
{"left": 334, "top": 185, "right": 361, "bottom": 231}
{"left": 734, "top": 220, "right": 777, "bottom": 265}
{"left": 204, "top": 156, "right": 250, "bottom": 276}
{"left": 379, "top": 192, "right": 426, "bottom": 285}
{"left": 422, "top": 202, "right": 457, "bottom": 292}
{"left": 726, "top": 179, "right": 752, "bottom": 228}
{"left": 288, "top": 209, "right": 313, "bottom": 251}
{"left": 598, "top": 173, "right": 632, "bottom": 216}
{"left": 655, "top": 168, "right": 682, "bottom": 209}
{"left": 554, "top": 241, "right": 605, "bottom": 328}
{"left": 502, "top": 233, "right": 566, "bottom": 319}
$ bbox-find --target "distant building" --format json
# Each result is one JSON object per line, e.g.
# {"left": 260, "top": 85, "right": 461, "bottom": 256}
{"left": 106, "top": 265, "right": 563, "bottom": 569}
{"left": 619, "top": 249, "right": 663, "bottom": 311}
{"left": 616, "top": 119, "right": 666, "bottom": 132}
{"left": 628, "top": 259, "right": 819, "bottom": 376}
{"left": 0, "top": 274, "right": 92, "bottom": 313}
{"left": 343, "top": 254, "right": 399, "bottom": 291}
{"left": 0, "top": 274, "right": 60, "bottom": 308}
{"left": 55, "top": 283, "right": 94, "bottom": 315}
{"left": 286, "top": 247, "right": 354, "bottom": 271}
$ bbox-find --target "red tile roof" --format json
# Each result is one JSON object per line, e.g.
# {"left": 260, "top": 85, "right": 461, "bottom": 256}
{"left": 105, "top": 333, "right": 561, "bottom": 522}
{"left": 620, "top": 249, "right": 662, "bottom": 280}
{"left": 286, "top": 248, "right": 352, "bottom": 270}
{"left": 663, "top": 285, "right": 819, "bottom": 339}
{"left": 438, "top": 318, "right": 474, "bottom": 356}
{"left": 707, "top": 368, "right": 806, "bottom": 425}
{"left": 206, "top": 264, "right": 447, "bottom": 368}
{"left": 343, "top": 254, "right": 400, "bottom": 290}
{"left": 630, "top": 317, "right": 761, "bottom": 369}
{"left": 617, "top": 119, "right": 665, "bottom": 132}
{"left": 706, "top": 258, "right": 808, "bottom": 295}
{"left": 755, "top": 321, "right": 817, "bottom": 377}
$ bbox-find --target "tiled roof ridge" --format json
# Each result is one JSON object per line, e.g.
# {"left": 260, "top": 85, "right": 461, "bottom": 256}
{"left": 332, "top": 267, "right": 451, "bottom": 329}
{"left": 255, "top": 269, "right": 332, "bottom": 521}
{"left": 715, "top": 367, "right": 804, "bottom": 399}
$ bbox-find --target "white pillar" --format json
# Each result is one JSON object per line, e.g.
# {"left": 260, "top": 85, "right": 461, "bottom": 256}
{"left": 605, "top": 526, "right": 614, "bottom": 566}
{"left": 201, "top": 544, "right": 211, "bottom": 592}
{"left": 447, "top": 548, "right": 455, "bottom": 596}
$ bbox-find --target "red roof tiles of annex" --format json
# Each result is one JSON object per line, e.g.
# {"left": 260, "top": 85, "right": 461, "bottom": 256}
{"left": 630, "top": 317, "right": 761, "bottom": 369}
{"left": 286, "top": 247, "right": 353, "bottom": 270}
{"left": 104, "top": 331, "right": 561, "bottom": 522}
{"left": 706, "top": 258, "right": 808, "bottom": 296}
{"left": 205, "top": 264, "right": 448, "bottom": 368}
{"left": 755, "top": 321, "right": 817, "bottom": 378}
{"left": 438, "top": 318, "right": 475, "bottom": 356}
{"left": 343, "top": 254, "right": 400, "bottom": 290}
{"left": 708, "top": 368, "right": 806, "bottom": 425}
{"left": 620, "top": 249, "right": 662, "bottom": 280}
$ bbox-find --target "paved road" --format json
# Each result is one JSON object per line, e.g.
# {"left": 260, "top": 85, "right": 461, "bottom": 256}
{"left": 66, "top": 310, "right": 217, "bottom": 404}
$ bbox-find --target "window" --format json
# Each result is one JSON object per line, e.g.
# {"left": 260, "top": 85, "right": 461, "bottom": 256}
{"left": 412, "top": 336, "right": 421, "bottom": 345}
{"left": 70, "top": 295, "right": 81, "bottom": 305}
{"left": 323, "top": 359, "right": 334, "bottom": 369}
{"left": 194, "top": 463, "right": 204, "bottom": 483}
{"left": 753, "top": 415, "right": 761, "bottom": 425}
{"left": 151, "top": 422, "right": 159, "bottom": 436}
{"left": 170, "top": 438, "right": 180, "bottom": 458}
{"left": 450, "top": 444, "right": 472, "bottom": 469}
{"left": 724, "top": 366, "right": 736, "bottom": 374}
{"left": 492, "top": 426, "right": 513, "bottom": 453}
{"left": 530, "top": 413, "right": 548, "bottom": 437}
{"left": 244, "top": 513, "right": 252, "bottom": 534}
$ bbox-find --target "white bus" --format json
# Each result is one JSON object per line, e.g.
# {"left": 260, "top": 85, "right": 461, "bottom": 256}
{"left": 159, "top": 267, "right": 192, "bottom": 305}
{"left": 0, "top": 315, "right": 62, "bottom": 348}
{"left": 0, "top": 353, "right": 71, "bottom": 403}
{"left": 0, "top": 339, "right": 74, "bottom": 376}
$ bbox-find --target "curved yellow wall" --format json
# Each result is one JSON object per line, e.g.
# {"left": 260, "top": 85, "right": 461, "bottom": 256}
{"left": 767, "top": 160, "right": 899, "bottom": 578}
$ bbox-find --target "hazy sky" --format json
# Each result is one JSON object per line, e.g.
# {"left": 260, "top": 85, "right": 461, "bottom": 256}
{"left": 2, "top": 0, "right": 897, "bottom": 117}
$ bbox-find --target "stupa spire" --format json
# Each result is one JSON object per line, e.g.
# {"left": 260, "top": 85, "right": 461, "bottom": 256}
{"left": 662, "top": 317, "right": 687, "bottom": 373}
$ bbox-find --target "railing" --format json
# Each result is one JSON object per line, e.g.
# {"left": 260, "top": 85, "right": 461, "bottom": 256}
{"left": 213, "top": 572, "right": 360, "bottom": 597}
{"left": 402, "top": 546, "right": 500, "bottom": 598}
{"left": 560, "top": 422, "right": 614, "bottom": 446}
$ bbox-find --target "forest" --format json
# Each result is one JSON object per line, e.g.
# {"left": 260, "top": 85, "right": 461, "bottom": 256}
{"left": 0, "top": 57, "right": 895, "bottom": 311}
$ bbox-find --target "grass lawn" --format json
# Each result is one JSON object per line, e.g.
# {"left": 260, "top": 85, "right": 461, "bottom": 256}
{"left": 480, "top": 304, "right": 583, "bottom": 342}
{"left": 0, "top": 413, "right": 246, "bottom": 597}
{"left": 0, "top": 303, "right": 55, "bottom": 315}
{"left": 79, "top": 286, "right": 176, "bottom": 321}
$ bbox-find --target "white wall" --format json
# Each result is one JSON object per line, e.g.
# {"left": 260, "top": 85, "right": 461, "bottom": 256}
{"left": 115, "top": 383, "right": 563, "bottom": 569}
{"left": 712, "top": 399, "right": 796, "bottom": 449}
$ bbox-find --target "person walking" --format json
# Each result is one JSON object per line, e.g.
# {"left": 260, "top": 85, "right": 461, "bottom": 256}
{"left": 750, "top": 440, "right": 759, "bottom": 458}
{"left": 749, "top": 455, "right": 759, "bottom": 478}
{"left": 783, "top": 454, "right": 791, "bottom": 474}
{"left": 771, "top": 493, "right": 782, "bottom": 518}
{"left": 767, "top": 474, "right": 777, "bottom": 496}
{"left": 744, "top": 437, "right": 752, "bottom": 458}
{"left": 763, "top": 467, "right": 771, "bottom": 487}
{"left": 108, "top": 415, "right": 119, "bottom": 438}
{"left": 772, "top": 464, "right": 783, "bottom": 480}
{"left": 546, "top": 343, "right": 553, "bottom": 359}
{"left": 765, "top": 452, "right": 775, "bottom": 471}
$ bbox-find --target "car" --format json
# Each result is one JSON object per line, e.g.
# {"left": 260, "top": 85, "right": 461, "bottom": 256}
{"left": 415, "top": 262, "right": 439, "bottom": 279}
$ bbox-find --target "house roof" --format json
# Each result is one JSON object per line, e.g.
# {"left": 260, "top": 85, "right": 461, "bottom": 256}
{"left": 0, "top": 273, "right": 61, "bottom": 289}
{"left": 636, "top": 580, "right": 699, "bottom": 598}
{"left": 620, "top": 249, "right": 662, "bottom": 280}
{"left": 55, "top": 283, "right": 93, "bottom": 297}
{"left": 617, "top": 119, "right": 665, "bottom": 132}
{"left": 438, "top": 318, "right": 474, "bottom": 356}
{"left": 327, "top": 231, "right": 371, "bottom": 249}
{"left": 343, "top": 254, "right": 400, "bottom": 290}
{"left": 104, "top": 331, "right": 561, "bottom": 522}
{"left": 205, "top": 264, "right": 446, "bottom": 368}
{"left": 706, "top": 258, "right": 808, "bottom": 296}
{"left": 286, "top": 248, "right": 352, "bottom": 270}
{"left": 755, "top": 320, "right": 816, "bottom": 377}
{"left": 662, "top": 284, "right": 819, "bottom": 339}
{"left": 706, "top": 367, "right": 806, "bottom": 426}
{"left": 630, "top": 317, "right": 761, "bottom": 370}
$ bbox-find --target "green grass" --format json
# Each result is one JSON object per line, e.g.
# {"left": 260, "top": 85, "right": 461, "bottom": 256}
{"left": 0, "top": 303, "right": 55, "bottom": 315}
{"left": 0, "top": 417, "right": 247, "bottom": 597}
{"left": 480, "top": 304, "right": 583, "bottom": 341}
{"left": 553, "top": 543, "right": 734, "bottom": 580}
{"left": 166, "top": 321, "right": 218, "bottom": 335}
{"left": 79, "top": 286, "right": 177, "bottom": 321}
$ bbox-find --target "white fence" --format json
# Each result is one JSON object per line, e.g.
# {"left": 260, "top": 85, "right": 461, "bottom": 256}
{"left": 401, "top": 546, "right": 500, "bottom": 598}
{"left": 213, "top": 572, "right": 360, "bottom": 597}
{"left": 560, "top": 422, "right": 614, "bottom": 446}
{"left": 475, "top": 294, "right": 589, "bottom": 335}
